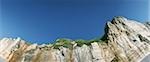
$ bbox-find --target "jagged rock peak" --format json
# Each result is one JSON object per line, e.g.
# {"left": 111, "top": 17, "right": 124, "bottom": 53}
{"left": 105, "top": 16, "right": 150, "bottom": 34}
{"left": 111, "top": 16, "right": 127, "bottom": 23}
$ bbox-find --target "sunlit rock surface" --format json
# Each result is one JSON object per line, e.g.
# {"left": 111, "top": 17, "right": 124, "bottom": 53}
{"left": 0, "top": 16, "right": 150, "bottom": 62}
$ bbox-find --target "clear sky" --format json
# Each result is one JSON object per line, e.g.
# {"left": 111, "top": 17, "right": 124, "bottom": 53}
{"left": 0, "top": 0, "right": 149, "bottom": 44}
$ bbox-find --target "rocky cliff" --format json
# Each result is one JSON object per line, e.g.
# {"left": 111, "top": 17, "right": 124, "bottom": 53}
{"left": 0, "top": 16, "right": 150, "bottom": 62}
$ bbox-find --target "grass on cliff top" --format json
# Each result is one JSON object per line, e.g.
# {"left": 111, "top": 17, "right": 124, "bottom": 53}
{"left": 53, "top": 35, "right": 108, "bottom": 49}
{"left": 53, "top": 38, "right": 73, "bottom": 49}
{"left": 3, "top": 16, "right": 111, "bottom": 49}
{"left": 25, "top": 35, "right": 108, "bottom": 49}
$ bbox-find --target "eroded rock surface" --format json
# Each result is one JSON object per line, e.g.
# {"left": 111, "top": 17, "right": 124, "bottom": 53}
{"left": 0, "top": 16, "right": 150, "bottom": 62}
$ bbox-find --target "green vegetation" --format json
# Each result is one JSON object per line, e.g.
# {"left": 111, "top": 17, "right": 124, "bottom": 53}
{"left": 75, "top": 38, "right": 101, "bottom": 47}
{"left": 21, "top": 34, "right": 108, "bottom": 50}
{"left": 75, "top": 39, "right": 87, "bottom": 47}
{"left": 52, "top": 37, "right": 109, "bottom": 49}
{"left": 26, "top": 42, "right": 32, "bottom": 45}
{"left": 100, "top": 34, "right": 108, "bottom": 43}
{"left": 53, "top": 38, "right": 73, "bottom": 49}
{"left": 42, "top": 34, "right": 109, "bottom": 49}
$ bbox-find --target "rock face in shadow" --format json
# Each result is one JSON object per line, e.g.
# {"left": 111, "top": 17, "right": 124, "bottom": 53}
{"left": 141, "top": 54, "right": 150, "bottom": 62}
{"left": 0, "top": 16, "right": 150, "bottom": 62}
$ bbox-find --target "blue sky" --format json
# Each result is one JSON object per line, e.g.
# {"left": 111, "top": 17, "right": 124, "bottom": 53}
{"left": 0, "top": 0, "right": 149, "bottom": 44}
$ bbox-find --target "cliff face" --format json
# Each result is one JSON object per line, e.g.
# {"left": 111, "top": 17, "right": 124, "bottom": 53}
{"left": 0, "top": 16, "right": 150, "bottom": 62}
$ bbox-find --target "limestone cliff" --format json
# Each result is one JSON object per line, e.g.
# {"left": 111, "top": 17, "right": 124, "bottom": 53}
{"left": 0, "top": 16, "right": 150, "bottom": 62}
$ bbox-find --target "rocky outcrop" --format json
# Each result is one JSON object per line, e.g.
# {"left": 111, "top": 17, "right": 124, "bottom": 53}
{"left": 0, "top": 16, "right": 150, "bottom": 62}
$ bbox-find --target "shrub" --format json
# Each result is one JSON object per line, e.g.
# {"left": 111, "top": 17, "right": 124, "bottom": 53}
{"left": 75, "top": 39, "right": 87, "bottom": 47}
{"left": 53, "top": 38, "right": 73, "bottom": 49}
{"left": 26, "top": 42, "right": 32, "bottom": 45}
{"left": 75, "top": 38, "right": 102, "bottom": 47}
{"left": 53, "top": 37, "right": 108, "bottom": 48}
